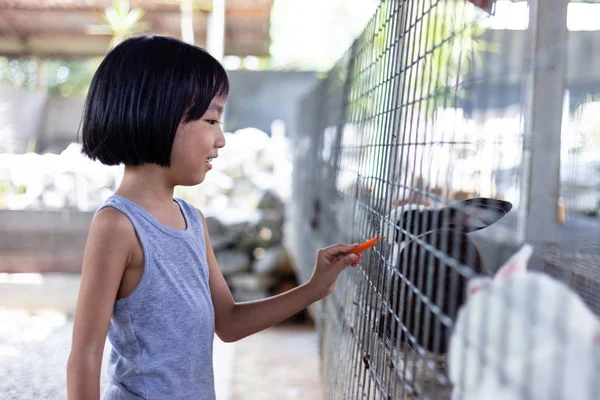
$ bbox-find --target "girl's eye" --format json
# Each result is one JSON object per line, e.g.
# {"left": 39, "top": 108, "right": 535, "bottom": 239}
{"left": 207, "top": 120, "right": 222, "bottom": 126}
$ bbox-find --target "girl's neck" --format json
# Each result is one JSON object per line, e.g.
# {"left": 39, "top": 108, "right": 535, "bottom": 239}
{"left": 115, "top": 164, "right": 176, "bottom": 210}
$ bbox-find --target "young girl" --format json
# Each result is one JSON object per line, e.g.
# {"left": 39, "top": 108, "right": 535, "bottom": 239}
{"left": 66, "top": 35, "right": 362, "bottom": 400}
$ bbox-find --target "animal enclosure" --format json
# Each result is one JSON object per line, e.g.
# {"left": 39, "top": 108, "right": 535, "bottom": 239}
{"left": 285, "top": 0, "right": 600, "bottom": 399}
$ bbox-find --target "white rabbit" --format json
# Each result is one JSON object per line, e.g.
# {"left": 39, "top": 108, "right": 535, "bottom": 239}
{"left": 448, "top": 245, "right": 600, "bottom": 400}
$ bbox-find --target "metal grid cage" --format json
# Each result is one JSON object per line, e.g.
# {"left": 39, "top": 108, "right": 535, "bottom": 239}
{"left": 286, "top": 0, "right": 600, "bottom": 399}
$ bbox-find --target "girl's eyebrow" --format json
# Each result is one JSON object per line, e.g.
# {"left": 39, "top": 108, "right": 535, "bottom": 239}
{"left": 207, "top": 104, "right": 224, "bottom": 114}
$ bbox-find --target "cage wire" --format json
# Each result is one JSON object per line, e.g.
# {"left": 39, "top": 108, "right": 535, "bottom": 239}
{"left": 287, "top": 0, "right": 600, "bottom": 399}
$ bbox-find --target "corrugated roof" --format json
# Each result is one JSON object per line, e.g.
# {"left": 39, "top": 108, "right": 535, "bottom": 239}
{"left": 0, "top": 0, "right": 273, "bottom": 58}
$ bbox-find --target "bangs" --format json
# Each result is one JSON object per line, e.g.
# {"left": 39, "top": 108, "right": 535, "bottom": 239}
{"left": 183, "top": 58, "right": 229, "bottom": 122}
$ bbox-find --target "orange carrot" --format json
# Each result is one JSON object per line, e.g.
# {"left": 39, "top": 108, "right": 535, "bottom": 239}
{"left": 350, "top": 235, "right": 385, "bottom": 255}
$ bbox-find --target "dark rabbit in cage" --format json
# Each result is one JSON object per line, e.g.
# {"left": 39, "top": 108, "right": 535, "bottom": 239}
{"left": 377, "top": 197, "right": 512, "bottom": 354}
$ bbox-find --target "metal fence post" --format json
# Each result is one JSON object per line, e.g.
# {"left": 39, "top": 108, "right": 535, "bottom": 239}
{"left": 324, "top": 41, "right": 360, "bottom": 243}
{"left": 518, "top": 0, "right": 569, "bottom": 244}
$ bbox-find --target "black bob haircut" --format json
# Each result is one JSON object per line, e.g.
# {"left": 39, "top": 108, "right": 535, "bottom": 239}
{"left": 80, "top": 35, "right": 229, "bottom": 167}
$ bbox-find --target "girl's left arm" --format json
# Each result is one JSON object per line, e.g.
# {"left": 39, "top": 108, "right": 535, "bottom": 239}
{"left": 198, "top": 209, "right": 359, "bottom": 342}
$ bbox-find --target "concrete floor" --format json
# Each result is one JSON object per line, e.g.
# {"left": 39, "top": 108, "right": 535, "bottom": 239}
{"left": 230, "top": 323, "right": 323, "bottom": 400}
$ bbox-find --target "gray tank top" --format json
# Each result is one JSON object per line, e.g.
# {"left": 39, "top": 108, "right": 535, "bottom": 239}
{"left": 98, "top": 195, "right": 215, "bottom": 400}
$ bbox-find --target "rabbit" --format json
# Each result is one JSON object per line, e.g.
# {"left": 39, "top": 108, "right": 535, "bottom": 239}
{"left": 448, "top": 244, "right": 600, "bottom": 400}
{"left": 376, "top": 197, "right": 513, "bottom": 355}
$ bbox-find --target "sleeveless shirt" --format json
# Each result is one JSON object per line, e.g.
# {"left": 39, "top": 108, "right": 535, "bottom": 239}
{"left": 98, "top": 195, "right": 215, "bottom": 400}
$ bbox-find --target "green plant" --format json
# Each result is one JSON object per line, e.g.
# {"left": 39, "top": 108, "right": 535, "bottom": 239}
{"left": 88, "top": 0, "right": 151, "bottom": 49}
{"left": 0, "top": 57, "right": 39, "bottom": 90}
{"left": 46, "top": 59, "right": 102, "bottom": 97}
{"left": 366, "top": 0, "right": 495, "bottom": 119}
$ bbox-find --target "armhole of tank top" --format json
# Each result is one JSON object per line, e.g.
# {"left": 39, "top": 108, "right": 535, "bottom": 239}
{"left": 98, "top": 203, "right": 152, "bottom": 304}
{"left": 175, "top": 199, "right": 210, "bottom": 275}
{"left": 175, "top": 199, "right": 205, "bottom": 242}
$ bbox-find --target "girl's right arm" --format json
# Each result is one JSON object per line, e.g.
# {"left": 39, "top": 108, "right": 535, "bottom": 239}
{"left": 67, "top": 208, "right": 135, "bottom": 400}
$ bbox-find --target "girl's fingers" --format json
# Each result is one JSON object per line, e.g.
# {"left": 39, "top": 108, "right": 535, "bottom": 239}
{"left": 324, "top": 243, "right": 358, "bottom": 257}
{"left": 328, "top": 253, "right": 349, "bottom": 264}
{"left": 331, "top": 252, "right": 361, "bottom": 267}
{"left": 323, "top": 237, "right": 383, "bottom": 261}
{"left": 334, "top": 253, "right": 358, "bottom": 268}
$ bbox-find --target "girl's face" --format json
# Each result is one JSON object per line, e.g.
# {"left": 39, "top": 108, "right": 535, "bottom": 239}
{"left": 169, "top": 96, "right": 226, "bottom": 186}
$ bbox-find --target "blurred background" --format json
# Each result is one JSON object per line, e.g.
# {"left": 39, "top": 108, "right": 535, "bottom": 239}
{"left": 1, "top": 0, "right": 600, "bottom": 399}
{"left": 0, "top": 1, "right": 379, "bottom": 399}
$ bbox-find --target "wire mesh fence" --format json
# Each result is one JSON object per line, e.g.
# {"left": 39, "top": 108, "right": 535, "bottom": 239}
{"left": 286, "top": 0, "right": 600, "bottom": 399}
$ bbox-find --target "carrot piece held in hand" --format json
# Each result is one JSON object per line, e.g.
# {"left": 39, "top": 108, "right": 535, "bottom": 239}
{"left": 350, "top": 235, "right": 385, "bottom": 255}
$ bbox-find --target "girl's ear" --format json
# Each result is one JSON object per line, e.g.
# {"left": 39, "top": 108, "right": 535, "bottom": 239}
{"left": 467, "top": 276, "right": 492, "bottom": 297}
{"left": 494, "top": 245, "right": 533, "bottom": 281}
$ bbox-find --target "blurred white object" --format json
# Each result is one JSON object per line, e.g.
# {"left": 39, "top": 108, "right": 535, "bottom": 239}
{"left": 1, "top": 125, "right": 294, "bottom": 212}
{"left": 448, "top": 244, "right": 600, "bottom": 400}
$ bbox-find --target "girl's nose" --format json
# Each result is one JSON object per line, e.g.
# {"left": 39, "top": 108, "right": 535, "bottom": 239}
{"left": 216, "top": 130, "right": 226, "bottom": 148}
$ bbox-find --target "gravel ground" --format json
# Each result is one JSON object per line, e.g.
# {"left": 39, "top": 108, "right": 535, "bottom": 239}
{"left": 0, "top": 308, "right": 322, "bottom": 400}
{"left": 0, "top": 309, "right": 110, "bottom": 399}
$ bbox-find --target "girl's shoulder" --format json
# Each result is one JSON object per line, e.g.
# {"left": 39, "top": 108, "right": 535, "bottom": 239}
{"left": 90, "top": 205, "right": 139, "bottom": 246}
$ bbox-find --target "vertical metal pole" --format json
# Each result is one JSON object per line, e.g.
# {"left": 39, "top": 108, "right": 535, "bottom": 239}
{"left": 180, "top": 0, "right": 195, "bottom": 44}
{"left": 326, "top": 41, "right": 359, "bottom": 242}
{"left": 207, "top": 0, "right": 226, "bottom": 62}
{"left": 518, "top": 0, "right": 568, "bottom": 244}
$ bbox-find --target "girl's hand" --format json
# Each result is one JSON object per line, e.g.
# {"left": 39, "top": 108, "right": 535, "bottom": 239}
{"left": 308, "top": 243, "right": 361, "bottom": 300}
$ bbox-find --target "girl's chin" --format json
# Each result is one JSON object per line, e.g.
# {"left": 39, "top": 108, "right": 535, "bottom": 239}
{"left": 177, "top": 170, "right": 207, "bottom": 187}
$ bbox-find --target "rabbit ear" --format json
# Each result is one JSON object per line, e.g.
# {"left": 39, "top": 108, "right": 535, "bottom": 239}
{"left": 393, "top": 198, "right": 511, "bottom": 240}
{"left": 445, "top": 198, "right": 513, "bottom": 233}
{"left": 467, "top": 276, "right": 492, "bottom": 297}
{"left": 494, "top": 245, "right": 534, "bottom": 281}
